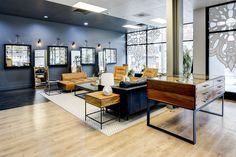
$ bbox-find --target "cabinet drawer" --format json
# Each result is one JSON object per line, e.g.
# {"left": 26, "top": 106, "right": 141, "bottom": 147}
{"left": 215, "top": 88, "right": 225, "bottom": 97}
{"left": 214, "top": 77, "right": 225, "bottom": 85}
{"left": 196, "top": 87, "right": 214, "bottom": 106}
{"left": 214, "top": 83, "right": 225, "bottom": 92}
{"left": 196, "top": 80, "right": 213, "bottom": 92}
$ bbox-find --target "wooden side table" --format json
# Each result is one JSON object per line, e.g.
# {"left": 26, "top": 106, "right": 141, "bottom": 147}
{"left": 85, "top": 91, "right": 120, "bottom": 129}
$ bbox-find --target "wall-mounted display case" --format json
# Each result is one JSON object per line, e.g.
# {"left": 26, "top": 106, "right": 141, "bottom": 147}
{"left": 104, "top": 48, "right": 117, "bottom": 64}
{"left": 4, "top": 44, "right": 31, "bottom": 68}
{"left": 71, "top": 50, "right": 80, "bottom": 66}
{"left": 34, "top": 49, "right": 47, "bottom": 67}
{"left": 80, "top": 47, "right": 96, "bottom": 65}
{"left": 48, "top": 46, "right": 68, "bottom": 66}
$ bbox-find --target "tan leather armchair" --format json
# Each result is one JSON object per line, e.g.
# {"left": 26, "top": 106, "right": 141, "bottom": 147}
{"left": 130, "top": 68, "right": 158, "bottom": 81}
{"left": 114, "top": 66, "right": 128, "bottom": 82}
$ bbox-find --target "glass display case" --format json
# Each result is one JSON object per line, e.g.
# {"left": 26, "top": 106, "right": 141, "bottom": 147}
{"left": 104, "top": 48, "right": 117, "bottom": 64}
{"left": 48, "top": 46, "right": 68, "bottom": 66}
{"left": 80, "top": 47, "right": 96, "bottom": 65}
{"left": 4, "top": 44, "right": 31, "bottom": 68}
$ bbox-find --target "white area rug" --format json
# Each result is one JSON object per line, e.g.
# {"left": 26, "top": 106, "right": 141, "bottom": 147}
{"left": 41, "top": 92, "right": 167, "bottom": 136}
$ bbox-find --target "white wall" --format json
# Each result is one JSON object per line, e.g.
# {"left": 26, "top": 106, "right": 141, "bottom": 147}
{"left": 193, "top": 8, "right": 206, "bottom": 75}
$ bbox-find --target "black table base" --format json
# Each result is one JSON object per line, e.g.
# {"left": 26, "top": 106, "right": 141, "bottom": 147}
{"left": 147, "top": 95, "right": 224, "bottom": 145}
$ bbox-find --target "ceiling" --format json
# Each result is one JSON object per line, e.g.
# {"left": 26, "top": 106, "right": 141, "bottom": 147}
{"left": 0, "top": 0, "right": 234, "bottom": 33}
{"left": 0, "top": 0, "right": 138, "bottom": 33}
{"left": 47, "top": 0, "right": 168, "bottom": 27}
{"left": 193, "top": 0, "right": 234, "bottom": 9}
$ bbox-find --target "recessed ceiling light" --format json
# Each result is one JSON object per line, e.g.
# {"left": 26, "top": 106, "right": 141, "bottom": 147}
{"left": 151, "top": 18, "right": 166, "bottom": 24}
{"left": 44, "top": 15, "right": 48, "bottom": 19}
{"left": 84, "top": 22, "right": 88, "bottom": 26}
{"left": 122, "top": 25, "right": 141, "bottom": 29}
{"left": 73, "top": 2, "right": 107, "bottom": 13}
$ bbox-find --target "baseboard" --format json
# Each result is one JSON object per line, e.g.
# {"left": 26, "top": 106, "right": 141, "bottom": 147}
{"left": 225, "top": 92, "right": 236, "bottom": 101}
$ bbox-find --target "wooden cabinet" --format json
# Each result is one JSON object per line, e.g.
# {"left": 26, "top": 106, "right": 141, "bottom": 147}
{"left": 34, "top": 67, "right": 48, "bottom": 88}
{"left": 147, "top": 75, "right": 225, "bottom": 144}
{"left": 147, "top": 75, "right": 225, "bottom": 110}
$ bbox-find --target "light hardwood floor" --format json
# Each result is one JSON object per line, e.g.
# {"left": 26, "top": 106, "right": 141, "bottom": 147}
{"left": 0, "top": 99, "right": 236, "bottom": 157}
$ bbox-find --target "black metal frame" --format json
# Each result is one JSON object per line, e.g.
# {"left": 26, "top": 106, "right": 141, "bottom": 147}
{"left": 74, "top": 84, "right": 98, "bottom": 99}
{"left": 47, "top": 46, "right": 68, "bottom": 67}
{"left": 85, "top": 102, "right": 121, "bottom": 129}
{"left": 206, "top": 1, "right": 236, "bottom": 98}
{"left": 44, "top": 80, "right": 62, "bottom": 96}
{"left": 4, "top": 44, "right": 32, "bottom": 69}
{"left": 80, "top": 47, "right": 96, "bottom": 65}
{"left": 147, "top": 94, "right": 224, "bottom": 145}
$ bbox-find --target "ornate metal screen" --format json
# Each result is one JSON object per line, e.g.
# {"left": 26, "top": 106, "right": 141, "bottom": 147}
{"left": 127, "top": 28, "right": 167, "bottom": 73}
{"left": 208, "top": 2, "right": 236, "bottom": 93}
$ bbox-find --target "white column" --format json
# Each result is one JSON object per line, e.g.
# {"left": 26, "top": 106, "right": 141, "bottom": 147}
{"left": 166, "top": 0, "right": 183, "bottom": 75}
{"left": 193, "top": 8, "right": 206, "bottom": 75}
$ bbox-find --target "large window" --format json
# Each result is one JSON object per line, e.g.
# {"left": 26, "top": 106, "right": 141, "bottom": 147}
{"left": 127, "top": 24, "right": 193, "bottom": 73}
{"left": 183, "top": 23, "right": 193, "bottom": 58}
{"left": 207, "top": 2, "right": 236, "bottom": 93}
{"left": 127, "top": 28, "right": 167, "bottom": 73}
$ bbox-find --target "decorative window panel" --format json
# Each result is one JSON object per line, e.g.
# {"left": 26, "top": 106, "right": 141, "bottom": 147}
{"left": 127, "top": 45, "right": 146, "bottom": 72}
{"left": 209, "top": 31, "right": 236, "bottom": 72}
{"left": 148, "top": 28, "right": 166, "bottom": 43}
{"left": 147, "top": 44, "right": 167, "bottom": 73}
{"left": 127, "top": 31, "right": 146, "bottom": 45}
{"left": 208, "top": 2, "right": 236, "bottom": 93}
{"left": 209, "top": 2, "right": 236, "bottom": 32}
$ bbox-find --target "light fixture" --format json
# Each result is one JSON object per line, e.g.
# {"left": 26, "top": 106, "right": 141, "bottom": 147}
{"left": 37, "top": 39, "right": 42, "bottom": 47}
{"left": 122, "top": 25, "right": 141, "bottom": 29}
{"left": 96, "top": 43, "right": 102, "bottom": 51}
{"left": 44, "top": 15, "right": 48, "bottom": 19}
{"left": 84, "top": 22, "right": 88, "bottom": 26}
{"left": 151, "top": 18, "right": 166, "bottom": 24}
{"left": 73, "top": 2, "right": 107, "bottom": 13}
{"left": 71, "top": 41, "right": 76, "bottom": 48}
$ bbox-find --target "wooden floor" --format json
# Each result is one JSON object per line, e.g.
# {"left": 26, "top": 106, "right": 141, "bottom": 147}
{"left": 0, "top": 89, "right": 48, "bottom": 110}
{"left": 0, "top": 98, "right": 236, "bottom": 157}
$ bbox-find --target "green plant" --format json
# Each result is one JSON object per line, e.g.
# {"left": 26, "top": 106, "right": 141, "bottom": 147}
{"left": 183, "top": 48, "right": 192, "bottom": 77}
{"left": 141, "top": 64, "right": 146, "bottom": 72}
{"left": 128, "top": 69, "right": 134, "bottom": 76}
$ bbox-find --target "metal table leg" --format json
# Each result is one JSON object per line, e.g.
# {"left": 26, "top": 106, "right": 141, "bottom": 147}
{"left": 193, "top": 110, "right": 197, "bottom": 144}
{"left": 85, "top": 102, "right": 87, "bottom": 121}
{"left": 147, "top": 99, "right": 196, "bottom": 145}
{"left": 100, "top": 107, "right": 103, "bottom": 130}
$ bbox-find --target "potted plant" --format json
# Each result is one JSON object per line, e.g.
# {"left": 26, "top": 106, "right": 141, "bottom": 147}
{"left": 128, "top": 69, "right": 134, "bottom": 77}
{"left": 183, "top": 48, "right": 192, "bottom": 78}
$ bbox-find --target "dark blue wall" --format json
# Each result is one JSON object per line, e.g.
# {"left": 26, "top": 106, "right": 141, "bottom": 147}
{"left": 0, "top": 14, "right": 126, "bottom": 91}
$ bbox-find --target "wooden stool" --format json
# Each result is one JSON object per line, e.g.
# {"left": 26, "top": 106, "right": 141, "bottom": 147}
{"left": 85, "top": 91, "right": 120, "bottom": 129}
